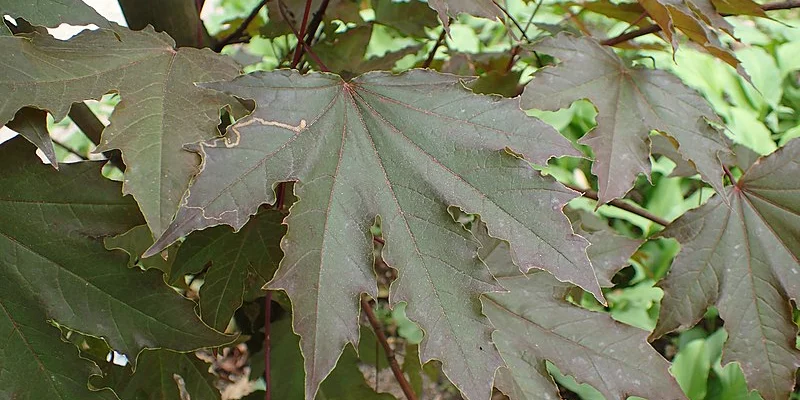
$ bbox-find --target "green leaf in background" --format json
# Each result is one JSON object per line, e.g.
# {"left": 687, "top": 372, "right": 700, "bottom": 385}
{"left": 0, "top": 26, "right": 243, "bottom": 238}
{"left": 92, "top": 350, "right": 220, "bottom": 400}
{"left": 0, "top": 0, "right": 108, "bottom": 29}
{"left": 147, "top": 69, "right": 602, "bottom": 399}
{"left": 372, "top": 0, "right": 439, "bottom": 38}
{"left": 477, "top": 222, "right": 685, "bottom": 400}
{"left": 0, "top": 137, "right": 233, "bottom": 367}
{"left": 170, "top": 210, "right": 285, "bottom": 331}
{"left": 653, "top": 139, "right": 800, "bottom": 399}
{"left": 523, "top": 34, "right": 732, "bottom": 204}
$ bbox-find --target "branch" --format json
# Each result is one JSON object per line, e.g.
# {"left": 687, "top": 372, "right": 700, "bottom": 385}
{"left": 601, "top": 0, "right": 800, "bottom": 46}
{"left": 278, "top": 0, "right": 329, "bottom": 71}
{"left": 361, "top": 297, "right": 418, "bottom": 400}
{"left": 215, "top": 0, "right": 269, "bottom": 51}
{"left": 563, "top": 183, "right": 671, "bottom": 226}
{"left": 422, "top": 28, "right": 447, "bottom": 69}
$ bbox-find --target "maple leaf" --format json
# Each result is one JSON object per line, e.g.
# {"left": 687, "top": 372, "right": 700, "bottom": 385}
{"left": 0, "top": 0, "right": 108, "bottom": 30}
{"left": 522, "top": 34, "right": 732, "bottom": 204}
{"left": 475, "top": 223, "right": 685, "bottom": 400}
{"left": 652, "top": 139, "right": 800, "bottom": 399}
{"left": 0, "top": 26, "right": 242, "bottom": 237}
{"left": 170, "top": 210, "right": 285, "bottom": 331}
{"left": 0, "top": 138, "right": 233, "bottom": 367}
{"left": 105, "top": 225, "right": 177, "bottom": 274}
{"left": 636, "top": 0, "right": 764, "bottom": 73}
{"left": 92, "top": 350, "right": 221, "bottom": 400}
{"left": 144, "top": 69, "right": 600, "bottom": 400}
{"left": 426, "top": 0, "right": 502, "bottom": 31}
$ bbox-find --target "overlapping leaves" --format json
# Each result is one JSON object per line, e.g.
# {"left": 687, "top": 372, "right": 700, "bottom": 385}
{"left": 523, "top": 34, "right": 732, "bottom": 203}
{"left": 0, "top": 138, "right": 232, "bottom": 397}
{"left": 474, "top": 222, "right": 685, "bottom": 400}
{"left": 0, "top": 25, "right": 242, "bottom": 237}
{"left": 144, "top": 69, "right": 602, "bottom": 400}
{"left": 653, "top": 139, "right": 800, "bottom": 399}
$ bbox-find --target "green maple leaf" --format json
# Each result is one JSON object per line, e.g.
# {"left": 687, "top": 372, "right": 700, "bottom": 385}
{"left": 0, "top": 0, "right": 108, "bottom": 30}
{"left": 0, "top": 26, "right": 242, "bottom": 237}
{"left": 523, "top": 34, "right": 732, "bottom": 204}
{"left": 0, "top": 138, "right": 233, "bottom": 371}
{"left": 170, "top": 210, "right": 285, "bottom": 331}
{"left": 145, "top": 69, "right": 600, "bottom": 400}
{"left": 475, "top": 223, "right": 685, "bottom": 400}
{"left": 652, "top": 139, "right": 800, "bottom": 399}
{"left": 92, "top": 350, "right": 221, "bottom": 400}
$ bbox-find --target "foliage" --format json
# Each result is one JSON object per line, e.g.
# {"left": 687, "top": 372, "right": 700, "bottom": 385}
{"left": 0, "top": 0, "right": 798, "bottom": 399}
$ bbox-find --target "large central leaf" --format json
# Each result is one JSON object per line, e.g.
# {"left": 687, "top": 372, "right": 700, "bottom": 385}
{"left": 653, "top": 139, "right": 800, "bottom": 399}
{"left": 0, "top": 26, "right": 242, "bottom": 237}
{"left": 146, "top": 69, "right": 601, "bottom": 400}
{"left": 523, "top": 34, "right": 732, "bottom": 203}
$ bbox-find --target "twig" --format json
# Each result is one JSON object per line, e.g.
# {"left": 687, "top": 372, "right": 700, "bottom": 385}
{"left": 215, "top": 0, "right": 269, "bottom": 51}
{"left": 494, "top": 0, "right": 531, "bottom": 42}
{"left": 496, "top": 0, "right": 543, "bottom": 69}
{"left": 563, "top": 183, "right": 671, "bottom": 226}
{"left": 303, "top": 0, "right": 330, "bottom": 48}
{"left": 422, "top": 28, "right": 447, "bottom": 69}
{"left": 601, "top": 0, "right": 800, "bottom": 46}
{"left": 264, "top": 292, "right": 272, "bottom": 400}
{"left": 290, "top": 0, "right": 315, "bottom": 67}
{"left": 723, "top": 165, "right": 737, "bottom": 187}
{"left": 277, "top": 0, "right": 330, "bottom": 71}
{"left": 361, "top": 297, "right": 418, "bottom": 400}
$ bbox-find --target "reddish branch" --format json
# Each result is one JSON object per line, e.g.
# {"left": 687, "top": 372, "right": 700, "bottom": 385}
{"left": 564, "top": 183, "right": 671, "bottom": 226}
{"left": 361, "top": 297, "right": 418, "bottom": 400}
{"left": 277, "top": 0, "right": 329, "bottom": 71}
{"left": 423, "top": 28, "right": 447, "bottom": 69}
{"left": 601, "top": 0, "right": 800, "bottom": 46}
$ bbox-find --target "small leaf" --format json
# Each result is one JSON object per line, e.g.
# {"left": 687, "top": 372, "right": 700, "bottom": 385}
{"left": 653, "top": 139, "right": 800, "bottom": 399}
{"left": 105, "top": 225, "right": 176, "bottom": 274}
{"left": 477, "top": 223, "right": 686, "bottom": 400}
{"left": 426, "top": 0, "right": 502, "bottom": 31}
{"left": 170, "top": 210, "right": 285, "bottom": 331}
{"left": 0, "top": 137, "right": 233, "bottom": 366}
{"left": 5, "top": 107, "right": 57, "bottom": 168}
{"left": 372, "top": 0, "right": 439, "bottom": 37}
{"left": 523, "top": 34, "right": 731, "bottom": 203}
{"left": 148, "top": 69, "right": 598, "bottom": 400}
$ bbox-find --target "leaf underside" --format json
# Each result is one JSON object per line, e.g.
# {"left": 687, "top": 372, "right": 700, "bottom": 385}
{"left": 146, "top": 69, "right": 602, "bottom": 400}
{"left": 653, "top": 139, "right": 800, "bottom": 399}
{"left": 523, "top": 34, "right": 732, "bottom": 204}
